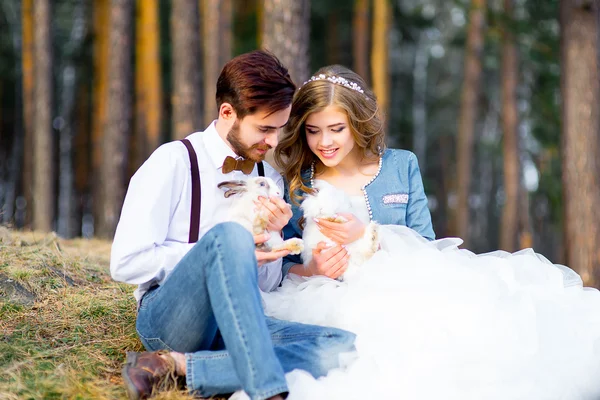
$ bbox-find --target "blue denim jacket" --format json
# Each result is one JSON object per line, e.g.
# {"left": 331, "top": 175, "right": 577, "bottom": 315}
{"left": 282, "top": 149, "right": 435, "bottom": 278}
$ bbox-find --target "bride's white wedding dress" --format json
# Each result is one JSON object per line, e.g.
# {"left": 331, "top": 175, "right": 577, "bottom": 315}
{"left": 238, "top": 181, "right": 600, "bottom": 400}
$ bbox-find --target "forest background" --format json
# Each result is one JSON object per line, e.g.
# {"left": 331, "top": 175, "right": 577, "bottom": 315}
{"left": 0, "top": 0, "right": 599, "bottom": 288}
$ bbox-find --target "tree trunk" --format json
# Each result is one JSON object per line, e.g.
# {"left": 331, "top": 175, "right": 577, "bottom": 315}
{"left": 0, "top": 81, "right": 2, "bottom": 143}
{"left": 57, "top": 0, "right": 87, "bottom": 239}
{"left": 171, "top": 0, "right": 202, "bottom": 139}
{"left": 201, "top": 0, "right": 233, "bottom": 126}
{"left": 257, "top": 0, "right": 264, "bottom": 46}
{"left": 597, "top": 0, "right": 600, "bottom": 78}
{"left": 202, "top": 0, "right": 221, "bottom": 126}
{"left": 326, "top": 12, "right": 341, "bottom": 65}
{"left": 560, "top": 0, "right": 600, "bottom": 287}
{"left": 500, "top": 0, "right": 520, "bottom": 252}
{"left": 261, "top": 0, "right": 310, "bottom": 86}
{"left": 74, "top": 85, "right": 91, "bottom": 237}
{"left": 1, "top": 0, "right": 23, "bottom": 226}
{"left": 4, "top": 117, "right": 22, "bottom": 226}
{"left": 479, "top": 98, "right": 501, "bottom": 252}
{"left": 371, "top": 0, "right": 390, "bottom": 125}
{"left": 260, "top": 0, "right": 310, "bottom": 171}
{"left": 33, "top": 0, "right": 54, "bottom": 233}
{"left": 353, "top": 0, "right": 369, "bottom": 84}
{"left": 133, "top": 0, "right": 162, "bottom": 172}
{"left": 219, "top": 0, "right": 233, "bottom": 69}
{"left": 97, "top": 0, "right": 133, "bottom": 239}
{"left": 92, "top": 0, "right": 110, "bottom": 234}
{"left": 435, "top": 133, "right": 453, "bottom": 238}
{"left": 412, "top": 32, "right": 430, "bottom": 174}
{"left": 519, "top": 183, "right": 533, "bottom": 249}
{"left": 455, "top": 0, "right": 486, "bottom": 246}
{"left": 22, "top": 0, "right": 34, "bottom": 228}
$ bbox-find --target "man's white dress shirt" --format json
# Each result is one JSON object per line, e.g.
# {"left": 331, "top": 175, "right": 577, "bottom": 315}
{"left": 110, "top": 122, "right": 285, "bottom": 302}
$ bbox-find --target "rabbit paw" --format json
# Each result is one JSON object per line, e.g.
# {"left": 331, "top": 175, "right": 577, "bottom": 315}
{"left": 272, "top": 238, "right": 304, "bottom": 255}
{"left": 322, "top": 215, "right": 348, "bottom": 224}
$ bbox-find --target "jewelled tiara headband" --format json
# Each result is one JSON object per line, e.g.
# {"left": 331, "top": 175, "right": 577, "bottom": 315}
{"left": 302, "top": 74, "right": 365, "bottom": 94}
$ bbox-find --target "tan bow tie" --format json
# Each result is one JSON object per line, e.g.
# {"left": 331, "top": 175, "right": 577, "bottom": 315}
{"left": 222, "top": 156, "right": 255, "bottom": 175}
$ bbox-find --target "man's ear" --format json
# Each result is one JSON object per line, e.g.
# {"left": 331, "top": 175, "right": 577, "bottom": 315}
{"left": 219, "top": 102, "right": 237, "bottom": 122}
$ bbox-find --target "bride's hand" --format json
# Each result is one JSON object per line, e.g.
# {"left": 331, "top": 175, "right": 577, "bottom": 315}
{"left": 306, "top": 242, "right": 349, "bottom": 279}
{"left": 315, "top": 213, "right": 366, "bottom": 245}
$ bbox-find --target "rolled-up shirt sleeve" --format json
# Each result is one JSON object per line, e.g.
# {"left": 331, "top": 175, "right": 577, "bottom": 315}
{"left": 257, "top": 259, "right": 283, "bottom": 292}
{"left": 110, "top": 145, "right": 194, "bottom": 285}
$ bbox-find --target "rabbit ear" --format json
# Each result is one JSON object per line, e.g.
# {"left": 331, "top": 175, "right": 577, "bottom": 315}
{"left": 217, "top": 180, "right": 247, "bottom": 198}
{"left": 223, "top": 188, "right": 247, "bottom": 198}
{"left": 218, "top": 180, "right": 246, "bottom": 190}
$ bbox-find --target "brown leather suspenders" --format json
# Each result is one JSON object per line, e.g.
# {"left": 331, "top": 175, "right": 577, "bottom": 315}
{"left": 179, "top": 139, "right": 264, "bottom": 244}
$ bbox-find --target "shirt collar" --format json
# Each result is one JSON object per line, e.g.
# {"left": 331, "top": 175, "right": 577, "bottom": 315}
{"left": 201, "top": 121, "right": 238, "bottom": 170}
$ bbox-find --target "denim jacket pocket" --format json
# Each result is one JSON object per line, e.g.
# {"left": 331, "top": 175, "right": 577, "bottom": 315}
{"left": 380, "top": 193, "right": 409, "bottom": 208}
{"left": 378, "top": 197, "right": 408, "bottom": 225}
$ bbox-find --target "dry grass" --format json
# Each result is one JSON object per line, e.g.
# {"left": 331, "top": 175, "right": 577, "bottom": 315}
{"left": 0, "top": 228, "right": 196, "bottom": 400}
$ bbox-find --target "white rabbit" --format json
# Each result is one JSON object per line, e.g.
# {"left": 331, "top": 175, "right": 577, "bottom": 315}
{"left": 218, "top": 177, "right": 304, "bottom": 255}
{"left": 301, "top": 180, "right": 379, "bottom": 279}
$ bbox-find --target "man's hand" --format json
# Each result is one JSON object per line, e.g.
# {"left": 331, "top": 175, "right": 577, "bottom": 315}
{"left": 254, "top": 232, "right": 290, "bottom": 266}
{"left": 315, "top": 213, "right": 365, "bottom": 245}
{"left": 255, "top": 196, "right": 293, "bottom": 232}
{"left": 305, "top": 242, "right": 349, "bottom": 279}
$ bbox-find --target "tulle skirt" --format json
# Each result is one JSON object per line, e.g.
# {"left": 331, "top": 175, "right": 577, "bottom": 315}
{"left": 243, "top": 226, "right": 600, "bottom": 400}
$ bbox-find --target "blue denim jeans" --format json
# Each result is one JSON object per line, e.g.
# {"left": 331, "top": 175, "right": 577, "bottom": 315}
{"left": 136, "top": 222, "right": 356, "bottom": 400}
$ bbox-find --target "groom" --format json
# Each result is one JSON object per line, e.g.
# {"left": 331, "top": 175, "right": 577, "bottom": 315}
{"left": 110, "top": 50, "right": 356, "bottom": 400}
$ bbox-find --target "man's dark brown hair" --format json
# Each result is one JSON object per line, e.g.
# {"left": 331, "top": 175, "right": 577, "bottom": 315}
{"left": 216, "top": 50, "right": 296, "bottom": 119}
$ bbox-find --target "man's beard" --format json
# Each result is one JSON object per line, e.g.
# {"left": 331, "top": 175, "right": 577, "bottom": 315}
{"left": 227, "top": 121, "right": 270, "bottom": 162}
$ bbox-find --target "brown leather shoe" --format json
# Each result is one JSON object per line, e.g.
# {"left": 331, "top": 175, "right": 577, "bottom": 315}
{"left": 122, "top": 350, "right": 178, "bottom": 399}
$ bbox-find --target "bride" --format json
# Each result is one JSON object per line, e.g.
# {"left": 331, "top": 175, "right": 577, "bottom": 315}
{"left": 251, "top": 65, "right": 600, "bottom": 399}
